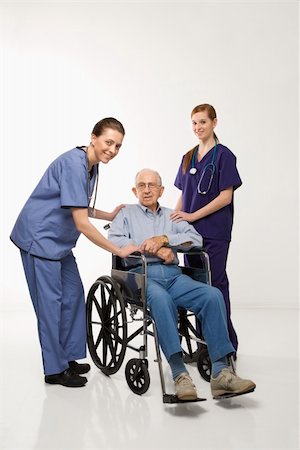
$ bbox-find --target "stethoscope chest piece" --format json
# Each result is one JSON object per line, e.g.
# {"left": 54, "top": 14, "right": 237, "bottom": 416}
{"left": 189, "top": 141, "right": 218, "bottom": 194}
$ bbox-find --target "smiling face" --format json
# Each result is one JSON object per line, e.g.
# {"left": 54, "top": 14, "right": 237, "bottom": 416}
{"left": 132, "top": 169, "right": 164, "bottom": 212}
{"left": 192, "top": 110, "right": 217, "bottom": 142}
{"left": 90, "top": 128, "right": 124, "bottom": 164}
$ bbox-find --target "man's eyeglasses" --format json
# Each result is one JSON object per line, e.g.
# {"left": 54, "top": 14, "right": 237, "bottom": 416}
{"left": 136, "top": 183, "right": 161, "bottom": 191}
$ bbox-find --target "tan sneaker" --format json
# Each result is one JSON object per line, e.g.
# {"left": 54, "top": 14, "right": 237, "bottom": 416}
{"left": 211, "top": 368, "right": 256, "bottom": 399}
{"left": 174, "top": 372, "right": 198, "bottom": 400}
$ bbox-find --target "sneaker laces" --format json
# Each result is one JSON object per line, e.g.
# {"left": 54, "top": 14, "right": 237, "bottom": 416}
{"left": 177, "top": 373, "right": 192, "bottom": 384}
{"left": 220, "top": 368, "right": 235, "bottom": 384}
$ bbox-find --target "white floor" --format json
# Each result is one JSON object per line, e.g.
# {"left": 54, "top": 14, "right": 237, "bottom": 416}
{"left": 1, "top": 307, "right": 299, "bottom": 450}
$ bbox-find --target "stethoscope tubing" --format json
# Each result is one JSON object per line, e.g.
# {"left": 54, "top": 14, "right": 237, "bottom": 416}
{"left": 197, "top": 162, "right": 215, "bottom": 194}
{"left": 77, "top": 146, "right": 99, "bottom": 208}
{"left": 90, "top": 165, "right": 99, "bottom": 209}
{"left": 189, "top": 142, "right": 218, "bottom": 195}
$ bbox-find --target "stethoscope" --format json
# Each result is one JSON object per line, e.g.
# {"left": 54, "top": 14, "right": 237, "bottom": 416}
{"left": 77, "top": 146, "right": 99, "bottom": 208}
{"left": 189, "top": 142, "right": 218, "bottom": 195}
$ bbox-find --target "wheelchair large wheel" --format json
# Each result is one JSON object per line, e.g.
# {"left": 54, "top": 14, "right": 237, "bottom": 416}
{"left": 197, "top": 348, "right": 211, "bottom": 382}
{"left": 125, "top": 358, "right": 150, "bottom": 395}
{"left": 86, "top": 276, "right": 127, "bottom": 375}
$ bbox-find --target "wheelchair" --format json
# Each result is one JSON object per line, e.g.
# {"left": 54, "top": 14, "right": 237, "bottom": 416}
{"left": 86, "top": 247, "right": 213, "bottom": 404}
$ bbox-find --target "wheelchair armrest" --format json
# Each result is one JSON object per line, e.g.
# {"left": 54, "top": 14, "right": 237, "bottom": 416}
{"left": 112, "top": 247, "right": 205, "bottom": 269}
{"left": 176, "top": 246, "right": 211, "bottom": 284}
{"left": 169, "top": 245, "right": 204, "bottom": 255}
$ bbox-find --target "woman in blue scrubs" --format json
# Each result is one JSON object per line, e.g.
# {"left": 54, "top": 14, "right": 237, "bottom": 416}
{"left": 170, "top": 104, "right": 242, "bottom": 353}
{"left": 10, "top": 117, "right": 138, "bottom": 387}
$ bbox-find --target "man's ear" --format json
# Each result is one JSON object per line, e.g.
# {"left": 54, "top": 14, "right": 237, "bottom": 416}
{"left": 132, "top": 187, "right": 138, "bottom": 197}
{"left": 158, "top": 186, "right": 164, "bottom": 198}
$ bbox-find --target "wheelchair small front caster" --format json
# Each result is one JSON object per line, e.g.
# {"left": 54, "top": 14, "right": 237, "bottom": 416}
{"left": 125, "top": 358, "right": 150, "bottom": 395}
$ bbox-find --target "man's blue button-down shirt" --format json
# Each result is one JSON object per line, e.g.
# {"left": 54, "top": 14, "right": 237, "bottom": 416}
{"left": 108, "top": 203, "right": 203, "bottom": 265}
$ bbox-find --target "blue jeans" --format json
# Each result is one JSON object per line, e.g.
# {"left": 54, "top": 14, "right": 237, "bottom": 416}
{"left": 133, "top": 264, "right": 234, "bottom": 363}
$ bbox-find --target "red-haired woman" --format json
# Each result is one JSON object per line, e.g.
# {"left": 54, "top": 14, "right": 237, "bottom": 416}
{"left": 171, "top": 104, "right": 242, "bottom": 354}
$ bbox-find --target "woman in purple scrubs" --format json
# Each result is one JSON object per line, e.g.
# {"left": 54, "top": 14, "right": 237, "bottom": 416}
{"left": 170, "top": 104, "right": 242, "bottom": 353}
{"left": 10, "top": 118, "right": 138, "bottom": 387}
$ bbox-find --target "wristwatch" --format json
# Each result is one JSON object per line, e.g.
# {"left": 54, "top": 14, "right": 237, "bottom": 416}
{"left": 161, "top": 234, "right": 169, "bottom": 246}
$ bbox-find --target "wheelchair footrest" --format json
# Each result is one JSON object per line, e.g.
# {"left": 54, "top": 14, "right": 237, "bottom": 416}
{"left": 213, "top": 387, "right": 255, "bottom": 400}
{"left": 163, "top": 394, "right": 206, "bottom": 404}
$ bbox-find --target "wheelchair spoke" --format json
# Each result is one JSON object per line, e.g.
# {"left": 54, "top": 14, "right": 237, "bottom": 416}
{"left": 94, "top": 327, "right": 104, "bottom": 350}
{"left": 102, "top": 337, "right": 108, "bottom": 366}
{"left": 92, "top": 296, "right": 103, "bottom": 321}
{"left": 107, "top": 326, "right": 125, "bottom": 346}
{"left": 104, "top": 332, "right": 117, "bottom": 364}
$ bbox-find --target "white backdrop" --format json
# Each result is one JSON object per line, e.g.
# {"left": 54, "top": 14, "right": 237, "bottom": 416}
{"left": 1, "top": 0, "right": 298, "bottom": 309}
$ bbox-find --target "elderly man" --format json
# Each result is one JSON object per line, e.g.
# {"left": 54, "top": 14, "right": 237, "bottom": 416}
{"left": 108, "top": 169, "right": 255, "bottom": 401}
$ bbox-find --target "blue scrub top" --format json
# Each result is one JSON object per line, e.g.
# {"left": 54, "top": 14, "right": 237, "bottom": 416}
{"left": 10, "top": 147, "right": 98, "bottom": 260}
{"left": 174, "top": 144, "right": 242, "bottom": 241}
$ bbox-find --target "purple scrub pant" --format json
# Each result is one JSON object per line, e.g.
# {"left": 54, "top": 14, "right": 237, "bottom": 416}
{"left": 20, "top": 250, "right": 86, "bottom": 375}
{"left": 186, "top": 238, "right": 238, "bottom": 351}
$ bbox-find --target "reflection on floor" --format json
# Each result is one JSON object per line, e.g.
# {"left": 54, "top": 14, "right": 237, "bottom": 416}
{"left": 1, "top": 307, "right": 299, "bottom": 450}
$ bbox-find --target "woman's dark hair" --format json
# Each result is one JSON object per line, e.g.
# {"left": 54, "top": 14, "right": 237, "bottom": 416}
{"left": 182, "top": 104, "right": 218, "bottom": 174}
{"left": 92, "top": 117, "right": 125, "bottom": 137}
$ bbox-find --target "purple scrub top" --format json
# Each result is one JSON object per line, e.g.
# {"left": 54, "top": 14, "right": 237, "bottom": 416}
{"left": 174, "top": 144, "right": 242, "bottom": 241}
{"left": 10, "top": 147, "right": 98, "bottom": 260}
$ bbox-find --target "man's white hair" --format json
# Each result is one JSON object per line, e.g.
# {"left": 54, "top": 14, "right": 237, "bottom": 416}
{"left": 134, "top": 168, "right": 162, "bottom": 186}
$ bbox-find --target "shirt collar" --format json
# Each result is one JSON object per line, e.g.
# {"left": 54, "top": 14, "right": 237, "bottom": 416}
{"left": 138, "top": 202, "right": 163, "bottom": 215}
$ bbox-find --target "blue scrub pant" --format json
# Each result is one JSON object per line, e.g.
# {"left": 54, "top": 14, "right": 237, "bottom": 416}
{"left": 133, "top": 264, "right": 234, "bottom": 363}
{"left": 20, "top": 250, "right": 86, "bottom": 375}
{"left": 186, "top": 238, "right": 238, "bottom": 351}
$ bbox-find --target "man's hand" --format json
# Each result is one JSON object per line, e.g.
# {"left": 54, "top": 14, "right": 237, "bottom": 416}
{"left": 139, "top": 235, "right": 168, "bottom": 254}
{"left": 156, "top": 247, "right": 175, "bottom": 264}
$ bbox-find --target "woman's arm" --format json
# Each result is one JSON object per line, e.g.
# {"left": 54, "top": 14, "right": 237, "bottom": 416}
{"left": 72, "top": 208, "right": 138, "bottom": 257}
{"left": 88, "top": 204, "right": 125, "bottom": 221}
{"left": 170, "top": 187, "right": 233, "bottom": 223}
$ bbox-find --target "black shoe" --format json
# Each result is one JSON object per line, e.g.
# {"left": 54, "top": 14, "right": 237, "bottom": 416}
{"left": 68, "top": 360, "right": 91, "bottom": 375}
{"left": 45, "top": 368, "right": 87, "bottom": 387}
